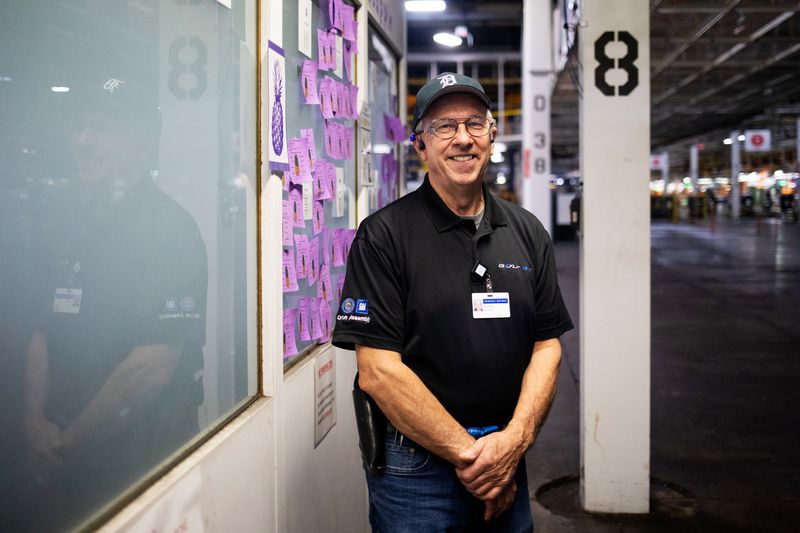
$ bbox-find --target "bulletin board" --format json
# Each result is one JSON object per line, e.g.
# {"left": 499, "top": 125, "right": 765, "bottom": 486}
{"left": 271, "top": 0, "right": 359, "bottom": 369}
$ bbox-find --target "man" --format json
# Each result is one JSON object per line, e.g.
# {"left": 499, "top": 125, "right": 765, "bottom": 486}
{"left": 333, "top": 72, "right": 573, "bottom": 531}
{"left": 21, "top": 79, "right": 207, "bottom": 530}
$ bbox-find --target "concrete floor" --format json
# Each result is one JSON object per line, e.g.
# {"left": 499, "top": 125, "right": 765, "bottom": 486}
{"left": 526, "top": 217, "right": 800, "bottom": 532}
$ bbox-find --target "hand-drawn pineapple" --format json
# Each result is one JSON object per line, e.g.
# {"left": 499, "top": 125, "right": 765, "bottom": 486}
{"left": 272, "top": 61, "right": 284, "bottom": 156}
{"left": 294, "top": 154, "right": 300, "bottom": 177}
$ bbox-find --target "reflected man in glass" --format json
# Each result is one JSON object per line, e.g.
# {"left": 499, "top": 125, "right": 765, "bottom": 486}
{"left": 22, "top": 78, "right": 208, "bottom": 529}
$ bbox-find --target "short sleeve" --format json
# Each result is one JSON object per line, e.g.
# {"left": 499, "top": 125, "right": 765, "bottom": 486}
{"left": 332, "top": 231, "right": 405, "bottom": 353}
{"left": 532, "top": 225, "right": 573, "bottom": 341}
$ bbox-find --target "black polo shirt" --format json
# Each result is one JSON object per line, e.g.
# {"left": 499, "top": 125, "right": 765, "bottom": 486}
{"left": 33, "top": 176, "right": 207, "bottom": 465}
{"left": 332, "top": 176, "right": 572, "bottom": 427}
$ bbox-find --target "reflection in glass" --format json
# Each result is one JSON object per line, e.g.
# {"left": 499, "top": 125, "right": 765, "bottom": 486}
{"left": 0, "top": 1, "right": 256, "bottom": 530}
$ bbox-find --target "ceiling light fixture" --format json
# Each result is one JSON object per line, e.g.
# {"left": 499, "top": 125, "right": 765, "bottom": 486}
{"left": 50, "top": 86, "right": 70, "bottom": 93}
{"left": 405, "top": 1, "right": 446, "bottom": 12}
{"left": 433, "top": 32, "right": 462, "bottom": 47}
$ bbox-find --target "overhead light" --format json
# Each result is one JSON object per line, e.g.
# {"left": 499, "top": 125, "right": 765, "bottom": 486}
{"left": 433, "top": 32, "right": 462, "bottom": 47}
{"left": 50, "top": 86, "right": 70, "bottom": 93}
{"left": 723, "top": 138, "right": 732, "bottom": 145}
{"left": 737, "top": 134, "right": 745, "bottom": 141}
{"left": 405, "top": 1, "right": 446, "bottom": 12}
{"left": 373, "top": 143, "right": 392, "bottom": 154}
{"left": 454, "top": 25, "right": 469, "bottom": 38}
{"left": 0, "top": 76, "right": 12, "bottom": 82}
{"left": 494, "top": 142, "right": 508, "bottom": 153}
{"left": 496, "top": 173, "right": 507, "bottom": 185}
{"left": 491, "top": 151, "right": 504, "bottom": 163}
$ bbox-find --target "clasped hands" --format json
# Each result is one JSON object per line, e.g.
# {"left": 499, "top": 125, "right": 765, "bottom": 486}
{"left": 455, "top": 427, "right": 526, "bottom": 521}
{"left": 23, "top": 415, "right": 77, "bottom": 486}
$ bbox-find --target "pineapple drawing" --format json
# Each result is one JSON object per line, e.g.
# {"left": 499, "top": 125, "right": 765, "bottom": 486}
{"left": 272, "top": 61, "right": 284, "bottom": 156}
{"left": 304, "top": 76, "right": 309, "bottom": 98}
{"left": 285, "top": 266, "right": 290, "bottom": 288}
{"left": 294, "top": 154, "right": 300, "bottom": 177}
{"left": 301, "top": 254, "right": 307, "bottom": 276}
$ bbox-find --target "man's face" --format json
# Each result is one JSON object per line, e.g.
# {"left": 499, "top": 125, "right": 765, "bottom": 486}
{"left": 416, "top": 93, "right": 496, "bottom": 191}
{"left": 71, "top": 111, "right": 139, "bottom": 184}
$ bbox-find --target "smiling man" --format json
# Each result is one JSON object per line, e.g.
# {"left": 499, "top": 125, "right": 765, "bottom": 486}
{"left": 333, "top": 73, "right": 573, "bottom": 532}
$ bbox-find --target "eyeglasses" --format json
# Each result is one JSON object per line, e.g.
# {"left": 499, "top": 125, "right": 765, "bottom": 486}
{"left": 422, "top": 116, "right": 493, "bottom": 139}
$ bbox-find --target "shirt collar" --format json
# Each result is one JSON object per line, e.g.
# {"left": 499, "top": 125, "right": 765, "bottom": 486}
{"left": 419, "top": 174, "right": 508, "bottom": 233}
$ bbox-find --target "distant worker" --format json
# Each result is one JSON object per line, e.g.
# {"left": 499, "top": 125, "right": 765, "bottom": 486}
{"left": 21, "top": 78, "right": 207, "bottom": 530}
{"left": 333, "top": 73, "right": 573, "bottom": 531}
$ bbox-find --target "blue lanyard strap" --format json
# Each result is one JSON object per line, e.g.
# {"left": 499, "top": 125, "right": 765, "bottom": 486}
{"left": 465, "top": 425, "right": 500, "bottom": 438}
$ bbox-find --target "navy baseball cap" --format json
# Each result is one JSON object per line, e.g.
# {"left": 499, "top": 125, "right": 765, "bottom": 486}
{"left": 411, "top": 72, "right": 491, "bottom": 133}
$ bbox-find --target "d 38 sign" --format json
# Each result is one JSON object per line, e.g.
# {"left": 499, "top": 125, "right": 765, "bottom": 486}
{"left": 594, "top": 31, "right": 639, "bottom": 96}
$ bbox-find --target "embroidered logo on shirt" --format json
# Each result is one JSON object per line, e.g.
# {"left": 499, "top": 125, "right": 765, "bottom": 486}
{"left": 355, "top": 299, "right": 369, "bottom": 315}
{"left": 498, "top": 263, "right": 531, "bottom": 272}
{"left": 341, "top": 298, "right": 356, "bottom": 314}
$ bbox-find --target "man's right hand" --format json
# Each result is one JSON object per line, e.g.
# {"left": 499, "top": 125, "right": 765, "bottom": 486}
{"left": 24, "top": 415, "right": 63, "bottom": 485}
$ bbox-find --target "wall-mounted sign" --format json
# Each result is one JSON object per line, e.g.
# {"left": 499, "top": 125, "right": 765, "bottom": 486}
{"left": 744, "top": 129, "right": 771, "bottom": 152}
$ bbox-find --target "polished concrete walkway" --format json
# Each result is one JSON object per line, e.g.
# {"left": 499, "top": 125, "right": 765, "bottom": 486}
{"left": 527, "top": 217, "right": 800, "bottom": 532}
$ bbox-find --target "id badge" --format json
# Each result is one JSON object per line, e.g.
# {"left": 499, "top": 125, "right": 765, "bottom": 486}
{"left": 472, "top": 292, "right": 511, "bottom": 319}
{"left": 53, "top": 288, "right": 82, "bottom": 314}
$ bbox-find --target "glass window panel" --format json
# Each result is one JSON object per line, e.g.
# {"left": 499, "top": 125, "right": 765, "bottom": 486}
{"left": 0, "top": 1, "right": 257, "bottom": 530}
{"left": 368, "top": 28, "right": 401, "bottom": 214}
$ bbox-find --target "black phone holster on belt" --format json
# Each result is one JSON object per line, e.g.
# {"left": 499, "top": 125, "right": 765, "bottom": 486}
{"left": 352, "top": 373, "right": 386, "bottom": 470}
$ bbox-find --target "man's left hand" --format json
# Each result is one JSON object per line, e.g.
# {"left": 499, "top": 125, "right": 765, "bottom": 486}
{"left": 454, "top": 426, "right": 526, "bottom": 500}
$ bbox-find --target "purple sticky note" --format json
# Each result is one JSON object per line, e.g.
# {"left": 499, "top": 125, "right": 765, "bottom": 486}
{"left": 288, "top": 137, "right": 312, "bottom": 184}
{"left": 295, "top": 233, "right": 310, "bottom": 279}
{"left": 319, "top": 300, "right": 333, "bottom": 342}
{"left": 329, "top": 0, "right": 344, "bottom": 32}
{"left": 325, "top": 121, "right": 336, "bottom": 159}
{"left": 301, "top": 60, "right": 320, "bottom": 104}
{"left": 282, "top": 248, "right": 300, "bottom": 292}
{"left": 300, "top": 128, "right": 317, "bottom": 172}
{"left": 343, "top": 42, "right": 354, "bottom": 83}
{"left": 318, "top": 263, "right": 332, "bottom": 302}
{"left": 332, "top": 228, "right": 345, "bottom": 267}
{"left": 319, "top": 77, "right": 335, "bottom": 119}
{"left": 317, "top": 29, "right": 332, "bottom": 70}
{"left": 308, "top": 237, "right": 320, "bottom": 287}
{"left": 313, "top": 162, "right": 333, "bottom": 201}
{"left": 342, "top": 4, "right": 356, "bottom": 41}
{"left": 343, "top": 127, "right": 353, "bottom": 159}
{"left": 289, "top": 184, "right": 305, "bottom": 228}
{"left": 283, "top": 308, "right": 298, "bottom": 358}
{"left": 298, "top": 296, "right": 311, "bottom": 341}
{"left": 312, "top": 200, "right": 325, "bottom": 235}
{"left": 344, "top": 229, "right": 356, "bottom": 259}
{"left": 310, "top": 297, "right": 323, "bottom": 339}
{"left": 282, "top": 200, "right": 293, "bottom": 247}
{"left": 326, "top": 164, "right": 337, "bottom": 200}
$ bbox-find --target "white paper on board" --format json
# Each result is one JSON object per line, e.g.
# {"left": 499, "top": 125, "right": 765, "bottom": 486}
{"left": 335, "top": 166, "right": 345, "bottom": 217}
{"left": 298, "top": 0, "right": 313, "bottom": 57}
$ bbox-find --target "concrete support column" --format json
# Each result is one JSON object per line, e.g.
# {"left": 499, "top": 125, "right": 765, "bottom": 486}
{"left": 521, "top": 0, "right": 552, "bottom": 235}
{"left": 690, "top": 144, "right": 699, "bottom": 194}
{"left": 579, "top": 0, "right": 651, "bottom": 513}
{"left": 731, "top": 130, "right": 742, "bottom": 218}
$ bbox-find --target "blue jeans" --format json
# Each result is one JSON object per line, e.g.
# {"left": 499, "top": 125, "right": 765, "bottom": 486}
{"left": 364, "top": 429, "right": 534, "bottom": 532}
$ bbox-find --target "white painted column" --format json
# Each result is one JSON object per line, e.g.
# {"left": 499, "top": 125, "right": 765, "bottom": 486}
{"left": 521, "top": 0, "right": 553, "bottom": 235}
{"left": 731, "top": 130, "right": 742, "bottom": 218}
{"left": 690, "top": 144, "right": 699, "bottom": 194}
{"left": 579, "top": 0, "right": 650, "bottom": 513}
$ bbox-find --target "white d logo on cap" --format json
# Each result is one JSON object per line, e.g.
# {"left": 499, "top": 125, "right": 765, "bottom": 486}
{"left": 438, "top": 74, "right": 457, "bottom": 88}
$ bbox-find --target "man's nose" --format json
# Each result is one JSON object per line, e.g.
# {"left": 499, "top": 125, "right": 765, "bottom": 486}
{"left": 452, "top": 122, "right": 472, "bottom": 144}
